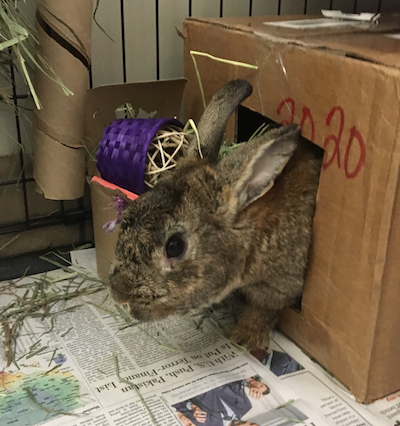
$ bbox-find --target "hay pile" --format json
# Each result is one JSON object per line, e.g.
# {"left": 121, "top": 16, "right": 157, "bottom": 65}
{"left": 0, "top": 1, "right": 71, "bottom": 109}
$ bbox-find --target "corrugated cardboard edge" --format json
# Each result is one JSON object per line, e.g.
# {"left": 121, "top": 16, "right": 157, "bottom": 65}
{"left": 186, "top": 14, "right": 400, "bottom": 37}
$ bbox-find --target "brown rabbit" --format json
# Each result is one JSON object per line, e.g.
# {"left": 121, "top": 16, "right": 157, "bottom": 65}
{"left": 108, "top": 79, "right": 322, "bottom": 349}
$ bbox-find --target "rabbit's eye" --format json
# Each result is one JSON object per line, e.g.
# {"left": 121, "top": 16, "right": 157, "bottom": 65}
{"left": 165, "top": 234, "right": 186, "bottom": 259}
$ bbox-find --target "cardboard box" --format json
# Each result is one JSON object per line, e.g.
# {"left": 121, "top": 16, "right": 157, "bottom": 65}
{"left": 183, "top": 14, "right": 400, "bottom": 402}
{"left": 85, "top": 79, "right": 186, "bottom": 281}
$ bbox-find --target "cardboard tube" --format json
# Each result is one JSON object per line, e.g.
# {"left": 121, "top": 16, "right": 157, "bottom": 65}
{"left": 34, "top": 128, "right": 85, "bottom": 200}
{"left": 33, "top": 0, "right": 93, "bottom": 199}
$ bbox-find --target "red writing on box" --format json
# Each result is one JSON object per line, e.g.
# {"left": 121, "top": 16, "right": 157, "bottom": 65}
{"left": 277, "top": 97, "right": 366, "bottom": 179}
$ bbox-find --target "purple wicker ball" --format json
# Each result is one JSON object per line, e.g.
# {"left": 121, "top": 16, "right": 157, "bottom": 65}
{"left": 96, "top": 117, "right": 183, "bottom": 194}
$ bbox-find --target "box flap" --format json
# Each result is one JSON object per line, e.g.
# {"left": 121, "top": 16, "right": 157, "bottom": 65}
{"left": 86, "top": 78, "right": 186, "bottom": 280}
{"left": 85, "top": 78, "right": 186, "bottom": 163}
{"left": 186, "top": 15, "right": 400, "bottom": 69}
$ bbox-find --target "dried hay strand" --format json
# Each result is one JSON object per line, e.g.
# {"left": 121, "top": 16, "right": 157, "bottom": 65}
{"left": 144, "top": 124, "right": 189, "bottom": 188}
{"left": 0, "top": 253, "right": 105, "bottom": 368}
{"left": 143, "top": 119, "right": 269, "bottom": 190}
{"left": 0, "top": 1, "right": 74, "bottom": 109}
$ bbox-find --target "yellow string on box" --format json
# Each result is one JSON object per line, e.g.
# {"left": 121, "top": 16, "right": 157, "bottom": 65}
{"left": 190, "top": 50, "right": 259, "bottom": 110}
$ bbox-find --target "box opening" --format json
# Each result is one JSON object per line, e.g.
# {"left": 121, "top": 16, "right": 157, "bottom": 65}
{"left": 237, "top": 106, "right": 324, "bottom": 312}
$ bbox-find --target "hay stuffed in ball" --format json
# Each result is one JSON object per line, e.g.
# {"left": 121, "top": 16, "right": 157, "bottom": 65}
{"left": 144, "top": 125, "right": 190, "bottom": 188}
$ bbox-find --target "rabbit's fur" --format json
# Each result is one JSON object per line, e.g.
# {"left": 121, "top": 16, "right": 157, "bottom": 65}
{"left": 108, "top": 80, "right": 322, "bottom": 349}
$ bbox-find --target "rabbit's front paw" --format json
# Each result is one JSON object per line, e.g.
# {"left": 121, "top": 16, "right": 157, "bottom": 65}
{"left": 229, "top": 305, "right": 279, "bottom": 349}
{"left": 229, "top": 325, "right": 270, "bottom": 350}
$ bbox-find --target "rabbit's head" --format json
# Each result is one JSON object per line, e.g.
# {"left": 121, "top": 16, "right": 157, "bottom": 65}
{"left": 108, "top": 80, "right": 300, "bottom": 322}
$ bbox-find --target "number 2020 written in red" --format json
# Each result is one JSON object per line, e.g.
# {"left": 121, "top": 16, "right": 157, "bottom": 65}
{"left": 277, "top": 97, "right": 366, "bottom": 179}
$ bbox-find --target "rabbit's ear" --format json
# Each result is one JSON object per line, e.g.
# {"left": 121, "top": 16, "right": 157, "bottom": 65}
{"left": 186, "top": 79, "right": 253, "bottom": 162}
{"left": 230, "top": 124, "right": 300, "bottom": 213}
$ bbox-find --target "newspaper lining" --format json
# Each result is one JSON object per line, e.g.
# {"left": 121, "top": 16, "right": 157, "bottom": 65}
{"left": 0, "top": 249, "right": 396, "bottom": 426}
